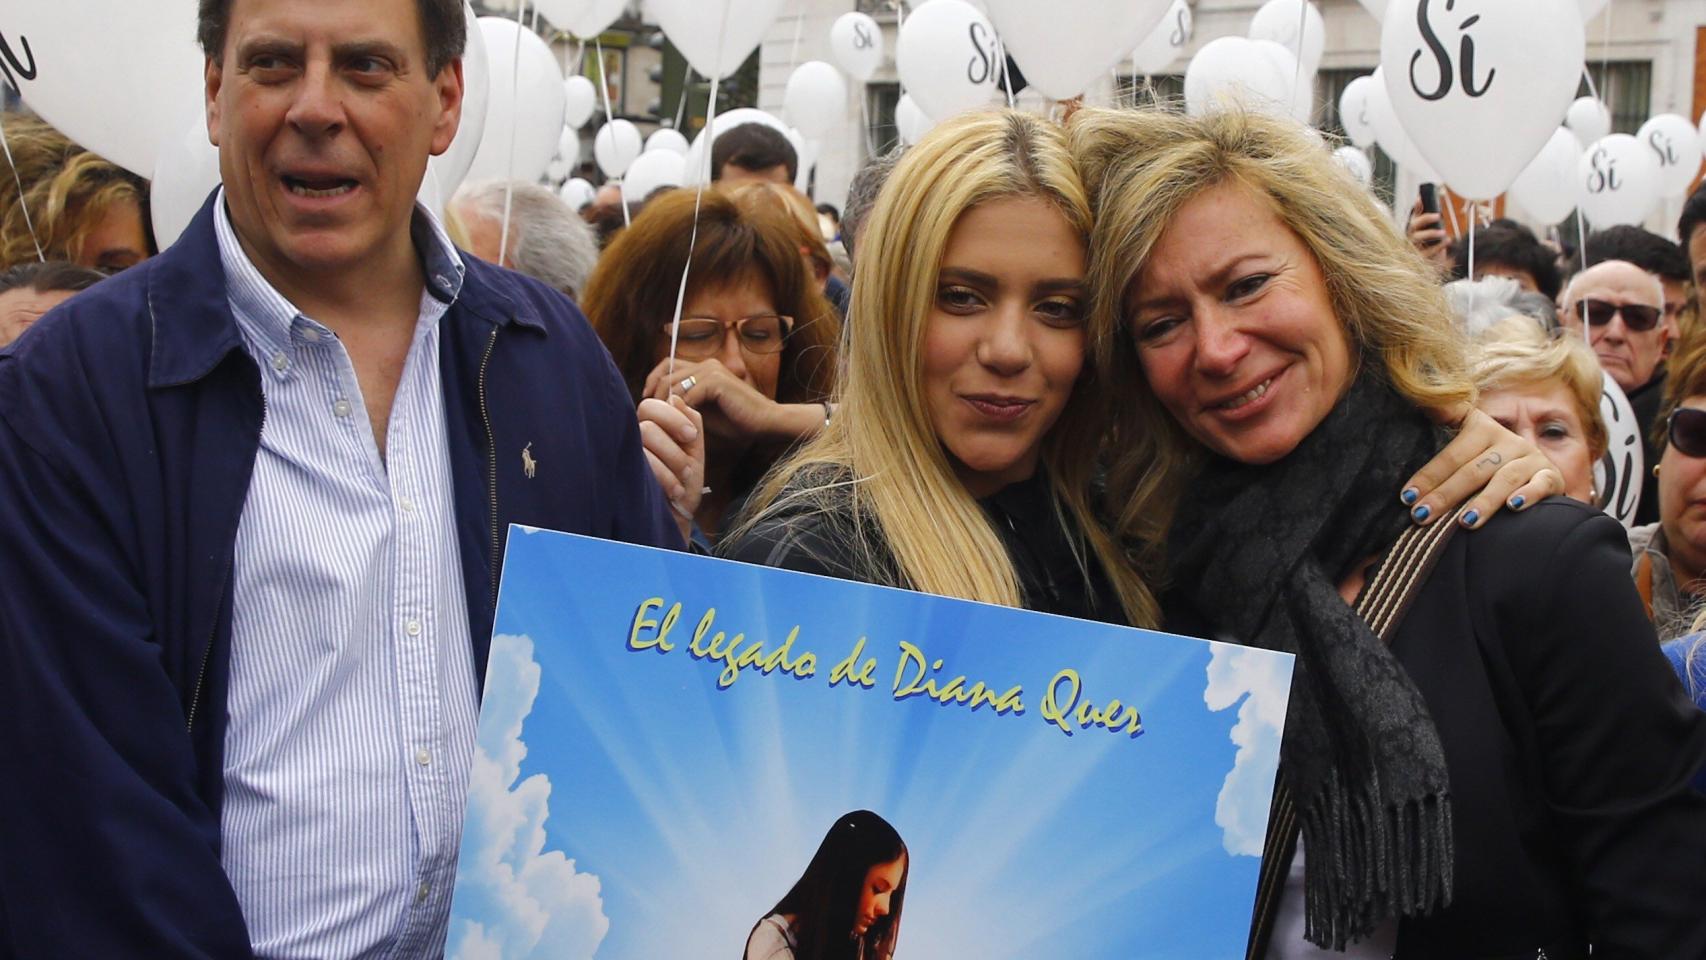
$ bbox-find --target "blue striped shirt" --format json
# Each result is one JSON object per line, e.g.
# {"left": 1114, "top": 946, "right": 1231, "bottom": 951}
{"left": 213, "top": 195, "right": 481, "bottom": 959}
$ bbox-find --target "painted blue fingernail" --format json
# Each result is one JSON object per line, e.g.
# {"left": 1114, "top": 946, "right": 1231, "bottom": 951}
{"left": 1460, "top": 509, "right": 1480, "bottom": 528}
{"left": 1411, "top": 504, "right": 1431, "bottom": 522}
{"left": 1508, "top": 494, "right": 1525, "bottom": 510}
{"left": 1401, "top": 487, "right": 1419, "bottom": 505}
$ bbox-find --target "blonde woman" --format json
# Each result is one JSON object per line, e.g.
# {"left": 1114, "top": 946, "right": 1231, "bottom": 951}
{"left": 720, "top": 109, "right": 1553, "bottom": 628}
{"left": 1472, "top": 315, "right": 1608, "bottom": 505}
{"left": 1071, "top": 105, "right": 1706, "bottom": 958}
{"left": 0, "top": 114, "right": 152, "bottom": 272}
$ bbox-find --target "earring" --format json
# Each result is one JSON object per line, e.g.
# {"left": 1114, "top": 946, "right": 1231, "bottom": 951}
{"left": 1654, "top": 464, "right": 1662, "bottom": 478}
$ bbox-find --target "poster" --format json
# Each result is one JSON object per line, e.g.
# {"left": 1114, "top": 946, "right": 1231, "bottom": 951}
{"left": 447, "top": 528, "right": 1294, "bottom": 959}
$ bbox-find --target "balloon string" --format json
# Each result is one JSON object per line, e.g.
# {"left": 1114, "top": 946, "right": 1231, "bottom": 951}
{"left": 498, "top": 0, "right": 526, "bottom": 268}
{"left": 1467, "top": 212, "right": 1477, "bottom": 316}
{"left": 895, "top": 1, "right": 907, "bottom": 102}
{"left": 999, "top": 40, "right": 1015, "bottom": 109}
{"left": 0, "top": 113, "right": 44, "bottom": 263}
{"left": 594, "top": 37, "right": 628, "bottom": 227}
{"left": 1577, "top": 209, "right": 1589, "bottom": 275}
{"left": 666, "top": 1, "right": 732, "bottom": 378}
{"left": 1288, "top": 0, "right": 1309, "bottom": 120}
{"left": 674, "top": 66, "right": 694, "bottom": 132}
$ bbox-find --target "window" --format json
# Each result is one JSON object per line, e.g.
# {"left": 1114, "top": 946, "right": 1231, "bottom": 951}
{"left": 867, "top": 81, "right": 900, "bottom": 155}
{"left": 1113, "top": 74, "right": 1185, "bottom": 110}
{"left": 1577, "top": 61, "right": 1653, "bottom": 135}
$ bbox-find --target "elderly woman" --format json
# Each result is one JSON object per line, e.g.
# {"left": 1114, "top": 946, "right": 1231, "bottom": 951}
{"left": 1631, "top": 332, "right": 1706, "bottom": 639}
{"left": 1072, "top": 107, "right": 1706, "bottom": 957}
{"left": 1470, "top": 314, "right": 1607, "bottom": 505}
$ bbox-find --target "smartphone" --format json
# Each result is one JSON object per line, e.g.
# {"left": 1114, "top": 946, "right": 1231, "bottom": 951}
{"left": 1419, "top": 182, "right": 1440, "bottom": 216}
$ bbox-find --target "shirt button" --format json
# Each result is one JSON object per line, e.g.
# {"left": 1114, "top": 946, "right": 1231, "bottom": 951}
{"left": 332, "top": 399, "right": 352, "bottom": 418}
{"left": 300, "top": 327, "right": 320, "bottom": 342}
{"left": 270, "top": 352, "right": 288, "bottom": 372}
{"left": 406, "top": 619, "right": 422, "bottom": 636}
{"left": 415, "top": 747, "right": 432, "bottom": 766}
{"left": 416, "top": 881, "right": 431, "bottom": 904}
{"left": 399, "top": 496, "right": 416, "bottom": 513}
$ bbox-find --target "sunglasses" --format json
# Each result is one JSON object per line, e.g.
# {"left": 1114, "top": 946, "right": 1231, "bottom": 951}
{"left": 1573, "top": 298, "right": 1663, "bottom": 332}
{"left": 1668, "top": 407, "right": 1706, "bottom": 458}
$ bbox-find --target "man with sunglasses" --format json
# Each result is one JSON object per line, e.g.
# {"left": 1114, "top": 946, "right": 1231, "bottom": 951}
{"left": 1563, "top": 259, "right": 1671, "bottom": 524}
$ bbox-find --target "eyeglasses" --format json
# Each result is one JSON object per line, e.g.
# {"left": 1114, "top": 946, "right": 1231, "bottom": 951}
{"left": 1573, "top": 298, "right": 1663, "bottom": 332}
{"left": 665, "top": 314, "right": 795, "bottom": 360}
{"left": 1668, "top": 407, "right": 1706, "bottom": 458}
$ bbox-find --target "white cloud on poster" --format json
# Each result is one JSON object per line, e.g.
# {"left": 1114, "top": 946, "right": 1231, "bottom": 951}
{"left": 1203, "top": 641, "right": 1290, "bottom": 857}
{"left": 448, "top": 633, "right": 611, "bottom": 960}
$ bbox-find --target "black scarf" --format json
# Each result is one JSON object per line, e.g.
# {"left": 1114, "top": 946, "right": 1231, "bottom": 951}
{"left": 1167, "top": 374, "right": 1453, "bottom": 949}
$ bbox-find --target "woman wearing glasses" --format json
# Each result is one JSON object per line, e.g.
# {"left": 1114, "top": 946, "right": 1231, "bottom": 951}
{"left": 1630, "top": 331, "right": 1706, "bottom": 640}
{"left": 582, "top": 188, "right": 841, "bottom": 544}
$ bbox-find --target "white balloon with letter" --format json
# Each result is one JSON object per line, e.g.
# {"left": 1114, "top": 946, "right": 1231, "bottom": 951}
{"left": 895, "top": 0, "right": 1004, "bottom": 123}
{"left": 1577, "top": 133, "right": 1660, "bottom": 228}
{"left": 650, "top": 0, "right": 785, "bottom": 79}
{"left": 1380, "top": 0, "right": 1584, "bottom": 201}
{"left": 1133, "top": 0, "right": 1194, "bottom": 77}
{"left": 983, "top": 0, "right": 1171, "bottom": 102}
{"left": 1636, "top": 114, "right": 1701, "bottom": 199}
{"left": 1507, "top": 127, "right": 1582, "bottom": 225}
{"left": 1366, "top": 67, "right": 1437, "bottom": 180}
{"left": 783, "top": 61, "right": 848, "bottom": 140}
{"left": 1338, "top": 75, "right": 1378, "bottom": 149}
{"left": 830, "top": 11, "right": 885, "bottom": 83}
{"left": 1248, "top": 0, "right": 1325, "bottom": 75}
{"left": 468, "top": 17, "right": 568, "bottom": 184}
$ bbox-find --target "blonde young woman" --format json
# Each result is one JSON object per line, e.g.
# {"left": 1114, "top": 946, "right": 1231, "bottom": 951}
{"left": 719, "top": 109, "right": 1555, "bottom": 628}
{"left": 1071, "top": 105, "right": 1706, "bottom": 958}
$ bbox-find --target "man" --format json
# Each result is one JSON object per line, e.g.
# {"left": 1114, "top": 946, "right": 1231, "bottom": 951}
{"left": 0, "top": 261, "right": 104, "bottom": 346}
{"left": 448, "top": 179, "right": 599, "bottom": 300}
{"left": 710, "top": 122, "right": 797, "bottom": 186}
{"left": 1583, "top": 225, "right": 1692, "bottom": 344}
{"left": 1449, "top": 221, "right": 1562, "bottom": 301}
{"left": 0, "top": 0, "right": 681, "bottom": 956}
{"left": 1562, "top": 259, "right": 1671, "bottom": 525}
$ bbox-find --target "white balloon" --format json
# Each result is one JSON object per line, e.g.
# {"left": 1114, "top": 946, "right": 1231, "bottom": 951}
{"left": 783, "top": 62, "right": 849, "bottom": 140}
{"left": 561, "top": 0, "right": 626, "bottom": 39}
{"left": 1636, "top": 114, "right": 1701, "bottom": 198}
{"left": 895, "top": 0, "right": 1004, "bottom": 122}
{"left": 896, "top": 94, "right": 934, "bottom": 146}
{"left": 645, "top": 128, "right": 691, "bottom": 155}
{"left": 650, "top": 0, "right": 785, "bottom": 80}
{"left": 1185, "top": 37, "right": 1298, "bottom": 121}
{"left": 148, "top": 109, "right": 222, "bottom": 250}
{"left": 1332, "top": 146, "right": 1374, "bottom": 187}
{"left": 427, "top": 3, "right": 490, "bottom": 204}
{"left": 1338, "top": 75, "right": 1378, "bottom": 149}
{"left": 984, "top": 0, "right": 1171, "bottom": 102}
{"left": 557, "top": 128, "right": 581, "bottom": 170}
{"left": 794, "top": 136, "right": 820, "bottom": 194}
{"left": 1579, "top": 0, "right": 1611, "bottom": 20}
{"left": 621, "top": 150, "right": 686, "bottom": 204}
{"left": 1566, "top": 97, "right": 1613, "bottom": 145}
{"left": 3, "top": 1, "right": 202, "bottom": 177}
{"left": 1248, "top": 0, "right": 1325, "bottom": 75}
{"left": 468, "top": 18, "right": 569, "bottom": 184}
{"left": 1356, "top": 0, "right": 1387, "bottom": 22}
{"left": 560, "top": 177, "right": 597, "bottom": 210}
{"left": 1366, "top": 67, "right": 1435, "bottom": 179}
{"left": 594, "top": 119, "right": 643, "bottom": 178}
{"left": 679, "top": 108, "right": 797, "bottom": 184}
{"left": 533, "top": 0, "right": 592, "bottom": 27}
{"left": 830, "top": 12, "right": 885, "bottom": 83}
{"left": 545, "top": 159, "right": 570, "bottom": 182}
{"left": 563, "top": 76, "right": 598, "bottom": 128}
{"left": 1578, "top": 133, "right": 1661, "bottom": 228}
{"left": 1381, "top": 0, "right": 1584, "bottom": 201}
{"left": 1596, "top": 376, "right": 1643, "bottom": 527}
{"left": 1133, "top": 0, "right": 1194, "bottom": 77}
{"left": 1508, "top": 128, "right": 1582, "bottom": 225}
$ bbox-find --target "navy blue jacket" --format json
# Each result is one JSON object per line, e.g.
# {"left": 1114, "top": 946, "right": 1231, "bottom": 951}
{"left": 0, "top": 197, "right": 680, "bottom": 957}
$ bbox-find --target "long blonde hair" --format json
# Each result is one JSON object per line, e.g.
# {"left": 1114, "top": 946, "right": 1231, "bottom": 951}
{"left": 734, "top": 109, "right": 1159, "bottom": 628}
{"left": 0, "top": 113, "right": 148, "bottom": 269}
{"left": 1069, "top": 106, "right": 1472, "bottom": 546}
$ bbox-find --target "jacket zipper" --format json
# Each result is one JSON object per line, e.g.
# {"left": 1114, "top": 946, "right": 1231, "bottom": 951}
{"left": 188, "top": 392, "right": 267, "bottom": 733}
{"left": 478, "top": 324, "right": 501, "bottom": 595}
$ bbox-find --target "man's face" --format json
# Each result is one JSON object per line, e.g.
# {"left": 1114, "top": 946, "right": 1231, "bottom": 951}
{"left": 0, "top": 287, "right": 76, "bottom": 347}
{"left": 205, "top": 0, "right": 462, "bottom": 287}
{"left": 717, "top": 162, "right": 791, "bottom": 186}
{"left": 1562, "top": 260, "right": 1668, "bottom": 392}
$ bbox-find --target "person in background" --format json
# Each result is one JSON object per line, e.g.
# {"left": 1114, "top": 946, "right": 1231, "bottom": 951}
{"left": 445, "top": 179, "right": 600, "bottom": 301}
{"left": 1562, "top": 259, "right": 1671, "bottom": 525}
{"left": 712, "top": 123, "right": 798, "bottom": 186}
{"left": 815, "top": 202, "right": 840, "bottom": 242}
{"left": 1448, "top": 221, "right": 1562, "bottom": 301}
{"left": 839, "top": 147, "right": 906, "bottom": 265}
{"left": 0, "top": 112, "right": 155, "bottom": 272}
{"left": 1630, "top": 332, "right": 1706, "bottom": 640}
{"left": 581, "top": 188, "right": 839, "bottom": 545}
{"left": 1471, "top": 314, "right": 1606, "bottom": 505}
{"left": 730, "top": 182, "right": 848, "bottom": 315}
{"left": 1679, "top": 181, "right": 1706, "bottom": 292}
{"left": 0, "top": 261, "right": 105, "bottom": 347}
{"left": 1582, "top": 225, "right": 1692, "bottom": 346}
{"left": 1444, "top": 274, "right": 1558, "bottom": 336}
{"left": 0, "top": 0, "right": 682, "bottom": 955}
{"left": 1074, "top": 104, "right": 1706, "bottom": 958}
{"left": 582, "top": 181, "right": 628, "bottom": 248}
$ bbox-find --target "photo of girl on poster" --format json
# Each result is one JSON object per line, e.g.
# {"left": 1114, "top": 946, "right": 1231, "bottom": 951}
{"left": 744, "top": 810, "right": 909, "bottom": 960}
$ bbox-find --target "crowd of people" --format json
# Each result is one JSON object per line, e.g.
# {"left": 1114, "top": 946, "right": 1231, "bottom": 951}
{"left": 2, "top": 0, "right": 1705, "bottom": 957}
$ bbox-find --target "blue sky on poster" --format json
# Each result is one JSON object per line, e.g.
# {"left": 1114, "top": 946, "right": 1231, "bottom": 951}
{"left": 447, "top": 529, "right": 1291, "bottom": 959}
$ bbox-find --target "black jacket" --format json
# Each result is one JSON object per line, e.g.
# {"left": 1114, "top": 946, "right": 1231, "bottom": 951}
{"left": 717, "top": 471, "right": 1126, "bottom": 624}
{"left": 1174, "top": 499, "right": 1706, "bottom": 959}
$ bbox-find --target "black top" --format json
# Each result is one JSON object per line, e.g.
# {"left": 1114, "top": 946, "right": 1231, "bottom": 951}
{"left": 717, "top": 470, "right": 1127, "bottom": 625}
{"left": 1629, "top": 366, "right": 1666, "bottom": 527}
{"left": 1170, "top": 498, "right": 1706, "bottom": 958}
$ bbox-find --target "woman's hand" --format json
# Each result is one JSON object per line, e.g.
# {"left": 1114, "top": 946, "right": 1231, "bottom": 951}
{"left": 643, "top": 358, "right": 823, "bottom": 444}
{"left": 1404, "top": 406, "right": 1564, "bottom": 529}
{"left": 638, "top": 395, "right": 705, "bottom": 544}
{"left": 1406, "top": 198, "right": 1452, "bottom": 277}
